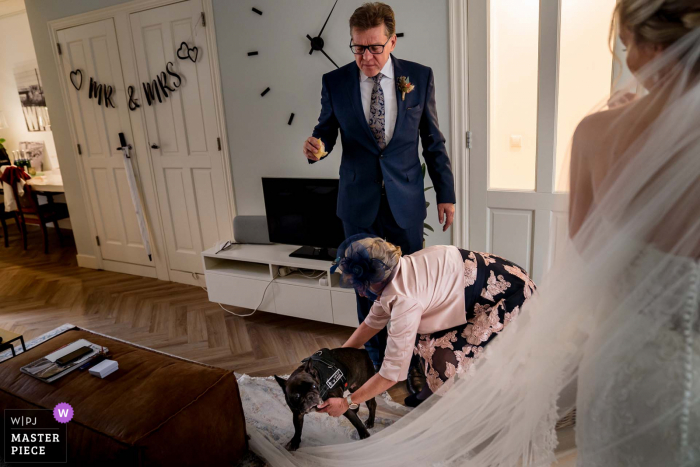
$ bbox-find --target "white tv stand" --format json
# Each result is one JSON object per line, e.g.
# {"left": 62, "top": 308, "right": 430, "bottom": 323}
{"left": 201, "top": 244, "right": 358, "bottom": 327}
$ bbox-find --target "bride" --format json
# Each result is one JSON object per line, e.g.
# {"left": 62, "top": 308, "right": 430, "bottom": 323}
{"left": 248, "top": 1, "right": 700, "bottom": 465}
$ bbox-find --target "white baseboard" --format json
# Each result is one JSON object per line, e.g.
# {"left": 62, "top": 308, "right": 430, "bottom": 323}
{"left": 169, "top": 269, "right": 206, "bottom": 287}
{"left": 101, "top": 259, "right": 157, "bottom": 278}
{"left": 75, "top": 254, "right": 160, "bottom": 280}
{"left": 76, "top": 254, "right": 99, "bottom": 269}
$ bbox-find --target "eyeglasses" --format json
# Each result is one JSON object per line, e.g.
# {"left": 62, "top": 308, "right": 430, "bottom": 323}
{"left": 349, "top": 36, "right": 392, "bottom": 55}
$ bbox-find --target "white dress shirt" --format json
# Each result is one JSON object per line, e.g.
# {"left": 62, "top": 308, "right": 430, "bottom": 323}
{"left": 359, "top": 58, "right": 398, "bottom": 145}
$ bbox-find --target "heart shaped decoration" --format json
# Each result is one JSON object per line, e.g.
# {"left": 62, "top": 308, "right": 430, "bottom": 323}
{"left": 177, "top": 41, "right": 198, "bottom": 63}
{"left": 188, "top": 46, "right": 198, "bottom": 63}
{"left": 176, "top": 42, "right": 189, "bottom": 60}
{"left": 70, "top": 69, "right": 83, "bottom": 90}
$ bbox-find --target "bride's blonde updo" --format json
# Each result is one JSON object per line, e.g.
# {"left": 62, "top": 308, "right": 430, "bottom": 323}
{"left": 613, "top": 0, "right": 700, "bottom": 46}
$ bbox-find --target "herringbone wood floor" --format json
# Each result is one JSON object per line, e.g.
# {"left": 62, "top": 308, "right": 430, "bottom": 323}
{"left": 0, "top": 227, "right": 408, "bottom": 401}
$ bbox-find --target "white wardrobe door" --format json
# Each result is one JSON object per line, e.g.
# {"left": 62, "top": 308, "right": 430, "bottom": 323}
{"left": 58, "top": 19, "right": 155, "bottom": 269}
{"left": 130, "top": 0, "right": 232, "bottom": 274}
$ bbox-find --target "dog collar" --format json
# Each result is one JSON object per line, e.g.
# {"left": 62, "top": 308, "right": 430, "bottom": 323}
{"left": 301, "top": 349, "right": 349, "bottom": 400}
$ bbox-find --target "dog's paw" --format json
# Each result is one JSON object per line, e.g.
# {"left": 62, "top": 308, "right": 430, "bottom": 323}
{"left": 365, "top": 419, "right": 375, "bottom": 429}
{"left": 285, "top": 439, "right": 300, "bottom": 451}
{"left": 359, "top": 430, "right": 371, "bottom": 440}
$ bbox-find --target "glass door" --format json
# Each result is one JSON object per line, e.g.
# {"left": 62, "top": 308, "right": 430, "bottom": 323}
{"left": 468, "top": 0, "right": 617, "bottom": 282}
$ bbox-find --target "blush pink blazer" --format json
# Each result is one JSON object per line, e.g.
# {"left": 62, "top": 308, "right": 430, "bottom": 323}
{"left": 364, "top": 245, "right": 467, "bottom": 382}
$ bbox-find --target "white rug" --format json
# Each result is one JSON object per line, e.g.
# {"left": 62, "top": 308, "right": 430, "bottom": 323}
{"left": 236, "top": 374, "right": 410, "bottom": 466}
{"left": 237, "top": 373, "right": 410, "bottom": 444}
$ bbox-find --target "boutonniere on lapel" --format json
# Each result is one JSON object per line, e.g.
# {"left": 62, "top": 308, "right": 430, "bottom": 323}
{"left": 397, "top": 76, "right": 415, "bottom": 101}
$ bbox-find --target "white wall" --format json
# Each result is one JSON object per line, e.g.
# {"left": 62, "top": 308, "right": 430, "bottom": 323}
{"left": 24, "top": 0, "right": 453, "bottom": 261}
{"left": 0, "top": 9, "right": 59, "bottom": 171}
{"left": 213, "top": 0, "right": 452, "bottom": 246}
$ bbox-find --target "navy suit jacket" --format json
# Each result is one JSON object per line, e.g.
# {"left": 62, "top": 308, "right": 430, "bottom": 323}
{"left": 311, "top": 54, "right": 456, "bottom": 229}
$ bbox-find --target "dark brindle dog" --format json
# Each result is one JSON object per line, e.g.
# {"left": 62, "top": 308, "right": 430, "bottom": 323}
{"left": 274, "top": 347, "right": 377, "bottom": 451}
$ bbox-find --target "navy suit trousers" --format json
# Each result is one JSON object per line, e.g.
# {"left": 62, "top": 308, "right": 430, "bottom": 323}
{"left": 342, "top": 191, "right": 423, "bottom": 368}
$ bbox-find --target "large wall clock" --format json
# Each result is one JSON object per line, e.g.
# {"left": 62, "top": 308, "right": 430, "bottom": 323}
{"left": 248, "top": 2, "right": 403, "bottom": 127}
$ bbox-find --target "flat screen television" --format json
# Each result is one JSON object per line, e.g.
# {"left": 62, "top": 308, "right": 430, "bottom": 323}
{"left": 261, "top": 178, "right": 346, "bottom": 261}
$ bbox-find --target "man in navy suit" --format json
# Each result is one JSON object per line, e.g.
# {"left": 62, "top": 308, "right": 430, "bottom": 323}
{"left": 303, "top": 3, "right": 456, "bottom": 375}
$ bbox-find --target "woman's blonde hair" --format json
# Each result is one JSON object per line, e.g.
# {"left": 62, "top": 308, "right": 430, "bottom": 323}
{"left": 352, "top": 237, "right": 402, "bottom": 280}
{"left": 611, "top": 0, "right": 700, "bottom": 47}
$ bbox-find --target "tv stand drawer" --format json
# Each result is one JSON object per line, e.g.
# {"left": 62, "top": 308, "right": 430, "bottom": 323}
{"left": 273, "top": 284, "right": 332, "bottom": 323}
{"left": 205, "top": 273, "right": 276, "bottom": 313}
{"left": 331, "top": 291, "right": 359, "bottom": 327}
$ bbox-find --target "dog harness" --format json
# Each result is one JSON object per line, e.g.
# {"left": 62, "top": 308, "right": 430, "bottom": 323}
{"left": 301, "top": 349, "right": 349, "bottom": 400}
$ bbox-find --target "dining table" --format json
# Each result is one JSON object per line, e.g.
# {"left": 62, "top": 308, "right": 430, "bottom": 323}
{"left": 25, "top": 169, "right": 65, "bottom": 193}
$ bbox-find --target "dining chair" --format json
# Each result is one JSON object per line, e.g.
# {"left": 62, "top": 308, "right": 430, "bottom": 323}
{"left": 0, "top": 189, "right": 21, "bottom": 248}
{"left": 9, "top": 181, "right": 69, "bottom": 253}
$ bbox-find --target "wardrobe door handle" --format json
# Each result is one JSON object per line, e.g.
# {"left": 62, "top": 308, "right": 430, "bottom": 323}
{"left": 151, "top": 144, "right": 159, "bottom": 149}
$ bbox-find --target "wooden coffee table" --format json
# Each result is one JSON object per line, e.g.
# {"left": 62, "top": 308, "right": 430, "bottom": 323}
{"left": 0, "top": 328, "right": 26, "bottom": 357}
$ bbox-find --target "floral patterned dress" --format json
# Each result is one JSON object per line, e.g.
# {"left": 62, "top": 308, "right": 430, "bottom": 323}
{"left": 414, "top": 249, "right": 536, "bottom": 392}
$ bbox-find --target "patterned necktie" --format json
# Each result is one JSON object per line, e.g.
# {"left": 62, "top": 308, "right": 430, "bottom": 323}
{"left": 368, "top": 73, "right": 386, "bottom": 149}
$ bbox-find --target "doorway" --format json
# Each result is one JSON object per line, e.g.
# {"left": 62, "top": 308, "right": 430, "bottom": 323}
{"left": 464, "top": 0, "right": 618, "bottom": 283}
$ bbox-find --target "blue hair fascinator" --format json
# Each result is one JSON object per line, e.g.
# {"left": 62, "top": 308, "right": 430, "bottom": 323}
{"left": 330, "top": 234, "right": 391, "bottom": 296}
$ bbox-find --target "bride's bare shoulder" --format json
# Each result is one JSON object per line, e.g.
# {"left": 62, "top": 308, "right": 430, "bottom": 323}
{"left": 573, "top": 106, "right": 626, "bottom": 147}
{"left": 572, "top": 96, "right": 651, "bottom": 154}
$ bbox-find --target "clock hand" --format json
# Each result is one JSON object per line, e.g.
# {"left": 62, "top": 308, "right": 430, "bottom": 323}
{"left": 307, "top": 34, "right": 314, "bottom": 55}
{"left": 308, "top": 0, "right": 339, "bottom": 54}
{"left": 320, "top": 49, "right": 339, "bottom": 69}
{"left": 317, "top": 0, "right": 338, "bottom": 39}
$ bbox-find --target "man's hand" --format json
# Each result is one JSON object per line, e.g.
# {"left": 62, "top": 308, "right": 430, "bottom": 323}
{"left": 316, "top": 397, "right": 348, "bottom": 417}
{"left": 303, "top": 137, "right": 321, "bottom": 161}
{"left": 438, "top": 203, "right": 455, "bottom": 232}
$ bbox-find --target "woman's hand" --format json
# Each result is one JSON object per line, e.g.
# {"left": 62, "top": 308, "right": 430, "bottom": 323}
{"left": 318, "top": 375, "right": 396, "bottom": 419}
{"left": 316, "top": 397, "right": 349, "bottom": 417}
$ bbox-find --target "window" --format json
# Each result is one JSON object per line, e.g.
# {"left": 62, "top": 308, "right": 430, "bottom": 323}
{"left": 554, "top": 0, "right": 617, "bottom": 191}
{"left": 488, "top": 0, "right": 540, "bottom": 191}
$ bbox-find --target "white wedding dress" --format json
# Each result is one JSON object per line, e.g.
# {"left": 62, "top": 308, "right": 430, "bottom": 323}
{"left": 576, "top": 245, "right": 700, "bottom": 466}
